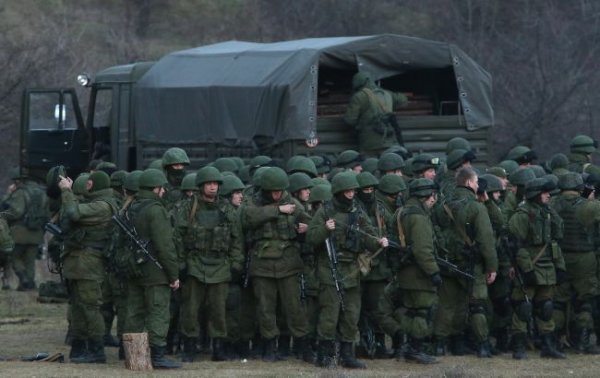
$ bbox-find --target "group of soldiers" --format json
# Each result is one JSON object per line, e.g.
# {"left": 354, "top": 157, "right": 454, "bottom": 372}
{"left": 2, "top": 132, "right": 600, "bottom": 370}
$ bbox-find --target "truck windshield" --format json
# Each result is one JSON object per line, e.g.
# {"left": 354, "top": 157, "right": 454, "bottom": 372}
{"left": 92, "top": 88, "right": 112, "bottom": 128}
{"left": 28, "top": 92, "right": 78, "bottom": 130}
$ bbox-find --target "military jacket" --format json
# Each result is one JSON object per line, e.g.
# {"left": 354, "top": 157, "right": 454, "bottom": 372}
{"left": 1, "top": 181, "right": 44, "bottom": 244}
{"left": 243, "top": 191, "right": 310, "bottom": 279}
{"left": 128, "top": 190, "right": 179, "bottom": 286}
{"left": 343, "top": 84, "right": 408, "bottom": 154}
{"left": 440, "top": 186, "right": 498, "bottom": 274}
{"left": 551, "top": 191, "right": 599, "bottom": 253}
{"left": 395, "top": 197, "right": 439, "bottom": 291}
{"left": 174, "top": 195, "right": 243, "bottom": 284}
{"left": 307, "top": 197, "right": 380, "bottom": 289}
{"left": 509, "top": 200, "right": 566, "bottom": 285}
{"left": 60, "top": 188, "right": 117, "bottom": 280}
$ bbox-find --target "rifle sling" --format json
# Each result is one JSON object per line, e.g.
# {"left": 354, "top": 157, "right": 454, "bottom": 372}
{"left": 443, "top": 204, "right": 474, "bottom": 247}
{"left": 531, "top": 243, "right": 549, "bottom": 265}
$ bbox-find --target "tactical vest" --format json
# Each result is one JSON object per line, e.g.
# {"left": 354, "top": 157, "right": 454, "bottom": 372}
{"left": 518, "top": 205, "right": 552, "bottom": 246}
{"left": 184, "top": 198, "right": 231, "bottom": 258}
{"left": 251, "top": 195, "right": 297, "bottom": 243}
{"left": 325, "top": 201, "right": 362, "bottom": 262}
{"left": 69, "top": 197, "right": 119, "bottom": 250}
{"left": 555, "top": 196, "right": 593, "bottom": 252}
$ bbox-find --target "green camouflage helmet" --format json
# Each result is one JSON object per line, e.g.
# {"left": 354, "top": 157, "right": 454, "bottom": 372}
{"left": 96, "top": 161, "right": 117, "bottom": 170}
{"left": 0, "top": 218, "right": 14, "bottom": 253}
{"left": 260, "top": 167, "right": 289, "bottom": 191}
{"left": 213, "top": 157, "right": 239, "bottom": 174}
{"left": 309, "top": 184, "right": 333, "bottom": 203}
{"left": 377, "top": 153, "right": 405, "bottom": 172}
{"left": 480, "top": 174, "right": 503, "bottom": 193}
{"left": 544, "top": 174, "right": 561, "bottom": 196}
{"left": 486, "top": 166, "right": 508, "bottom": 179}
{"left": 288, "top": 172, "right": 314, "bottom": 193}
{"left": 570, "top": 134, "right": 598, "bottom": 154}
{"left": 549, "top": 153, "right": 569, "bottom": 170}
{"left": 525, "top": 177, "right": 554, "bottom": 199}
{"left": 498, "top": 160, "right": 519, "bottom": 176}
{"left": 148, "top": 159, "right": 163, "bottom": 170}
{"left": 309, "top": 155, "right": 331, "bottom": 174}
{"left": 238, "top": 165, "right": 251, "bottom": 184}
{"left": 124, "top": 170, "right": 143, "bottom": 192}
{"left": 445, "top": 137, "right": 472, "bottom": 155}
{"left": 181, "top": 173, "right": 198, "bottom": 191}
{"left": 352, "top": 71, "right": 372, "bottom": 91}
{"left": 221, "top": 175, "right": 246, "bottom": 196}
{"left": 88, "top": 171, "right": 111, "bottom": 192}
{"left": 356, "top": 172, "right": 379, "bottom": 188}
{"left": 331, "top": 171, "right": 359, "bottom": 194}
{"left": 529, "top": 165, "right": 547, "bottom": 178}
{"left": 506, "top": 145, "right": 537, "bottom": 164}
{"left": 558, "top": 171, "right": 584, "bottom": 191}
{"left": 139, "top": 168, "right": 168, "bottom": 189}
{"left": 337, "top": 150, "right": 362, "bottom": 169}
{"left": 312, "top": 177, "right": 329, "bottom": 186}
{"left": 251, "top": 166, "right": 270, "bottom": 187}
{"left": 249, "top": 155, "right": 273, "bottom": 169}
{"left": 73, "top": 173, "right": 90, "bottom": 195}
{"left": 8, "top": 166, "right": 22, "bottom": 180}
{"left": 46, "top": 165, "right": 67, "bottom": 187}
{"left": 509, "top": 167, "right": 535, "bottom": 187}
{"left": 446, "top": 149, "right": 476, "bottom": 170}
{"left": 378, "top": 174, "right": 407, "bottom": 195}
{"left": 110, "top": 170, "right": 128, "bottom": 188}
{"left": 361, "top": 158, "right": 379, "bottom": 174}
{"left": 409, "top": 178, "right": 436, "bottom": 198}
{"left": 383, "top": 144, "right": 412, "bottom": 160}
{"left": 286, "top": 156, "right": 318, "bottom": 177}
{"left": 411, "top": 154, "right": 440, "bottom": 173}
{"left": 196, "top": 166, "right": 223, "bottom": 186}
{"left": 162, "top": 147, "right": 190, "bottom": 167}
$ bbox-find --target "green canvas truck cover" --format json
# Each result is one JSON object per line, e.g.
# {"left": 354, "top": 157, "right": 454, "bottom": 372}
{"left": 133, "top": 34, "right": 493, "bottom": 146}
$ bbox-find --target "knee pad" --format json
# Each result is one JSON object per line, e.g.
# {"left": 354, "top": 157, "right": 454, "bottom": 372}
{"left": 469, "top": 301, "right": 486, "bottom": 315}
{"left": 573, "top": 299, "right": 593, "bottom": 315}
{"left": 535, "top": 299, "right": 554, "bottom": 322}
{"left": 513, "top": 300, "right": 532, "bottom": 322}
{"left": 492, "top": 296, "right": 512, "bottom": 318}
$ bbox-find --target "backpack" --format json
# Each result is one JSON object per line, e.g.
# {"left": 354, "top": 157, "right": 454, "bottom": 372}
{"left": 22, "top": 184, "right": 50, "bottom": 231}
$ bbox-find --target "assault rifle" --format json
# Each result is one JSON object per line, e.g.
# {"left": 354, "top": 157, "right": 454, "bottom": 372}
{"left": 383, "top": 113, "right": 404, "bottom": 146}
{"left": 242, "top": 250, "right": 252, "bottom": 288}
{"left": 111, "top": 214, "right": 163, "bottom": 270}
{"left": 299, "top": 273, "right": 307, "bottom": 305}
{"left": 325, "top": 236, "right": 345, "bottom": 311}
{"left": 435, "top": 256, "right": 475, "bottom": 280}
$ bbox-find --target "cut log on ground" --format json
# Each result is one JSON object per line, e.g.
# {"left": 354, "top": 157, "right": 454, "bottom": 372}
{"left": 122, "top": 332, "right": 152, "bottom": 371}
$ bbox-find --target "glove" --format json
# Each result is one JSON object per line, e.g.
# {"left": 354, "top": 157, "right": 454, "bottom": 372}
{"left": 523, "top": 270, "right": 537, "bottom": 286}
{"left": 431, "top": 272, "right": 443, "bottom": 288}
{"left": 555, "top": 269, "right": 568, "bottom": 285}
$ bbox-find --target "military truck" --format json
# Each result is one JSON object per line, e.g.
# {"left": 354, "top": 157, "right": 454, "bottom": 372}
{"left": 20, "top": 34, "right": 493, "bottom": 180}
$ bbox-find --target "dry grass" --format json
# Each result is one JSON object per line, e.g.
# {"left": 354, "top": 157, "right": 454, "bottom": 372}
{"left": 1, "top": 289, "right": 599, "bottom": 377}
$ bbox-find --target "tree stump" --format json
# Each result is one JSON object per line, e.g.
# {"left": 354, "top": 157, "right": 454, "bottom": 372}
{"left": 122, "top": 332, "right": 153, "bottom": 371}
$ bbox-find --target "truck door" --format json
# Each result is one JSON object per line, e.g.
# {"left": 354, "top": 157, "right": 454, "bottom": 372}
{"left": 20, "top": 88, "right": 89, "bottom": 179}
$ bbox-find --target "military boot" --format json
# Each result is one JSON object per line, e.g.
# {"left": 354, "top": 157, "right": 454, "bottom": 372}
{"left": 235, "top": 339, "right": 250, "bottom": 359}
{"left": 262, "top": 338, "right": 281, "bottom": 362}
{"left": 212, "top": 338, "right": 228, "bottom": 361}
{"left": 181, "top": 337, "right": 196, "bottom": 363}
{"left": 392, "top": 332, "right": 404, "bottom": 359}
{"left": 118, "top": 340, "right": 125, "bottom": 361}
{"left": 432, "top": 336, "right": 447, "bottom": 356}
{"left": 477, "top": 339, "right": 493, "bottom": 358}
{"left": 69, "top": 339, "right": 87, "bottom": 360}
{"left": 249, "top": 337, "right": 264, "bottom": 359}
{"left": 374, "top": 333, "right": 392, "bottom": 358}
{"left": 511, "top": 333, "right": 528, "bottom": 360}
{"left": 151, "top": 346, "right": 182, "bottom": 369}
{"left": 493, "top": 328, "right": 510, "bottom": 353}
{"left": 71, "top": 339, "right": 106, "bottom": 364}
{"left": 449, "top": 334, "right": 472, "bottom": 356}
{"left": 278, "top": 335, "right": 291, "bottom": 358}
{"left": 339, "top": 342, "right": 367, "bottom": 369}
{"left": 573, "top": 328, "right": 600, "bottom": 354}
{"left": 540, "top": 333, "right": 566, "bottom": 359}
{"left": 404, "top": 337, "right": 437, "bottom": 364}
{"left": 316, "top": 340, "right": 336, "bottom": 368}
{"left": 295, "top": 336, "right": 316, "bottom": 364}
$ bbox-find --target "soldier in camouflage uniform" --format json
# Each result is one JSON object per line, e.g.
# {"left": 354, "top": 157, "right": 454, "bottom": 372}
{"left": 122, "top": 168, "right": 181, "bottom": 369}
{"left": 1, "top": 168, "right": 46, "bottom": 290}
{"left": 343, "top": 72, "right": 408, "bottom": 156}
{"left": 161, "top": 147, "right": 190, "bottom": 207}
{"left": 307, "top": 172, "right": 389, "bottom": 369}
{"left": 393, "top": 178, "right": 440, "bottom": 364}
{"left": 241, "top": 167, "right": 314, "bottom": 363}
{"left": 433, "top": 167, "right": 498, "bottom": 358}
{"left": 568, "top": 135, "right": 597, "bottom": 173}
{"left": 509, "top": 177, "right": 566, "bottom": 360}
{"left": 58, "top": 171, "right": 118, "bottom": 363}
{"left": 0, "top": 217, "right": 14, "bottom": 289}
{"left": 176, "top": 167, "right": 244, "bottom": 362}
{"left": 550, "top": 172, "right": 600, "bottom": 354}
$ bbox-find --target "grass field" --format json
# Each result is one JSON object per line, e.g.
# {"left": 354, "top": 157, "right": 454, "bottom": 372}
{"left": 1, "top": 288, "right": 599, "bottom": 377}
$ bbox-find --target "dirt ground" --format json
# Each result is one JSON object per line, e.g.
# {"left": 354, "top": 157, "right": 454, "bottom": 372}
{"left": 1, "top": 287, "right": 600, "bottom": 377}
